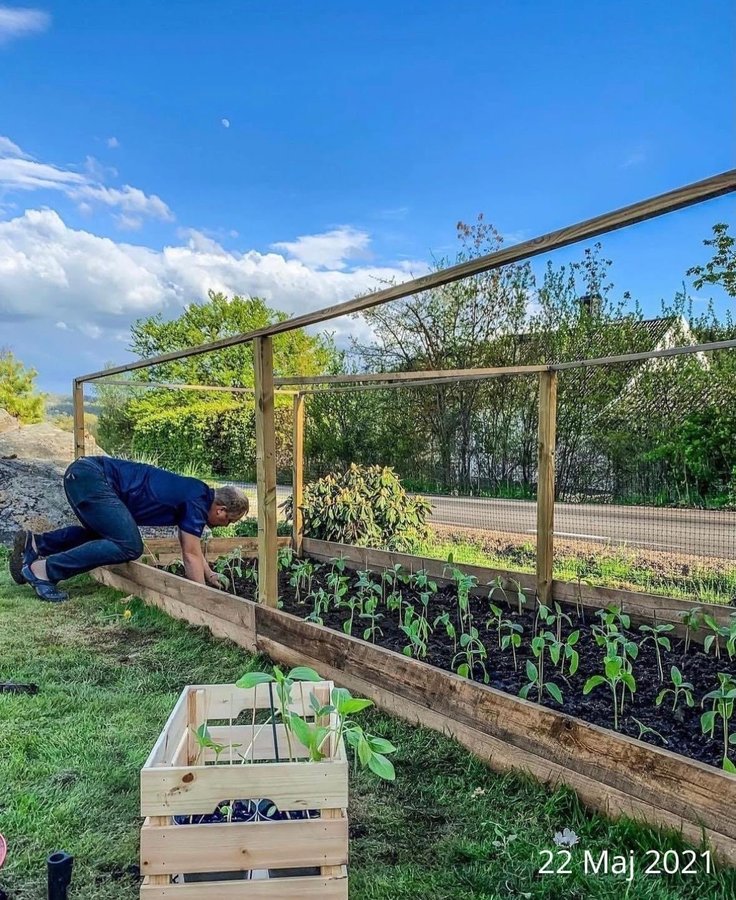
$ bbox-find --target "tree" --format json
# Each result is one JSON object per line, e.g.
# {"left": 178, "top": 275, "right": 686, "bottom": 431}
{"left": 95, "top": 291, "right": 341, "bottom": 476}
{"left": 0, "top": 349, "right": 44, "bottom": 423}
{"left": 687, "top": 223, "right": 736, "bottom": 297}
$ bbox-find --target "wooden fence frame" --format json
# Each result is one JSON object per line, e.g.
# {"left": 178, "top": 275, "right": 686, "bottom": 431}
{"left": 92, "top": 549, "right": 736, "bottom": 864}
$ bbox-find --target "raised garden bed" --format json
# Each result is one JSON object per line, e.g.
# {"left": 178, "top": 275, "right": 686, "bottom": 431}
{"left": 93, "top": 538, "right": 736, "bottom": 865}
{"left": 138, "top": 679, "right": 348, "bottom": 898}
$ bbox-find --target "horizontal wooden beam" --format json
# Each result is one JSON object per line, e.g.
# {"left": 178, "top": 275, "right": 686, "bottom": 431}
{"left": 285, "top": 338, "right": 736, "bottom": 394}
{"left": 76, "top": 170, "right": 736, "bottom": 383}
{"left": 95, "top": 380, "right": 297, "bottom": 395}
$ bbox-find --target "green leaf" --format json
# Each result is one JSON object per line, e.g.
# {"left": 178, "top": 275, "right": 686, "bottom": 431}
{"left": 288, "top": 713, "right": 314, "bottom": 750}
{"left": 367, "top": 752, "right": 396, "bottom": 781}
{"left": 546, "top": 683, "right": 563, "bottom": 705}
{"left": 724, "top": 757, "right": 736, "bottom": 774}
{"left": 583, "top": 676, "right": 606, "bottom": 694}
{"left": 357, "top": 734, "right": 372, "bottom": 767}
{"left": 338, "top": 698, "right": 374, "bottom": 715}
{"left": 621, "top": 673, "right": 636, "bottom": 693}
{"left": 604, "top": 657, "right": 621, "bottom": 680}
{"left": 457, "top": 663, "right": 470, "bottom": 678}
{"left": 568, "top": 651, "right": 579, "bottom": 677}
{"left": 567, "top": 630, "right": 580, "bottom": 647}
{"left": 525, "top": 660, "right": 538, "bottom": 682}
{"left": 236, "top": 671, "right": 274, "bottom": 689}
{"left": 655, "top": 690, "right": 666, "bottom": 706}
{"left": 671, "top": 666, "right": 682, "bottom": 686}
{"left": 518, "top": 683, "right": 531, "bottom": 699}
{"left": 367, "top": 735, "right": 397, "bottom": 754}
{"left": 701, "top": 710, "right": 716, "bottom": 734}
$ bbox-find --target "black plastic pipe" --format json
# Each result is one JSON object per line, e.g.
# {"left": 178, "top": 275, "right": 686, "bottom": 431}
{"left": 47, "top": 851, "right": 73, "bottom": 900}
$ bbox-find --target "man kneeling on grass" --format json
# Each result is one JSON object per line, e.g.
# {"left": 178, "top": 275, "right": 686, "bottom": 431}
{"left": 8, "top": 456, "right": 249, "bottom": 603}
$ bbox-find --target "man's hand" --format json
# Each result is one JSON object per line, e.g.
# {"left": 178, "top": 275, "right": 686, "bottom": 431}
{"left": 206, "top": 572, "right": 223, "bottom": 589}
{"left": 179, "top": 530, "right": 207, "bottom": 584}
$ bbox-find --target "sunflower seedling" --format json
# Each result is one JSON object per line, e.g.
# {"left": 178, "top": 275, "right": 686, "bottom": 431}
{"left": 639, "top": 623, "right": 674, "bottom": 683}
{"left": 583, "top": 654, "right": 636, "bottom": 731}
{"left": 656, "top": 665, "right": 695, "bottom": 713}
{"left": 519, "top": 631, "right": 563, "bottom": 705}
{"left": 701, "top": 673, "right": 736, "bottom": 773}
{"left": 680, "top": 607, "right": 703, "bottom": 656}
{"left": 499, "top": 619, "right": 523, "bottom": 671}
{"left": 452, "top": 627, "right": 490, "bottom": 684}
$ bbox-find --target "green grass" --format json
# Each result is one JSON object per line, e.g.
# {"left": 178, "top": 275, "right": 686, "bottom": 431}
{"left": 2, "top": 550, "right": 735, "bottom": 898}
{"left": 414, "top": 534, "right": 736, "bottom": 606}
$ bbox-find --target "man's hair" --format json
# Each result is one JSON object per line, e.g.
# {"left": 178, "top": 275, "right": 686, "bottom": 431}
{"left": 213, "top": 485, "right": 249, "bottom": 519}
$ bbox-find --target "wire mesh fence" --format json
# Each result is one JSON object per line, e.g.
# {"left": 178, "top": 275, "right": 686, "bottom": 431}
{"left": 301, "top": 345, "right": 736, "bottom": 602}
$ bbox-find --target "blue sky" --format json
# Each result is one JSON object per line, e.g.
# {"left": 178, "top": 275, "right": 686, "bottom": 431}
{"left": 0, "top": 0, "right": 734, "bottom": 392}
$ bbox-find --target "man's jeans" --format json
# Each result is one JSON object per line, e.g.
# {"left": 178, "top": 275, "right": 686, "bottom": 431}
{"left": 38, "top": 457, "right": 144, "bottom": 584}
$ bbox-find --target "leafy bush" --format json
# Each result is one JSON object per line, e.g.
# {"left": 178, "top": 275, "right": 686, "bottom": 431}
{"left": 291, "top": 464, "right": 431, "bottom": 552}
{"left": 210, "top": 517, "right": 291, "bottom": 538}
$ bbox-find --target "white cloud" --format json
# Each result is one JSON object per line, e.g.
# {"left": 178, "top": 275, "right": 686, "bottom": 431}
{"left": 0, "top": 6, "right": 50, "bottom": 45}
{"left": 55, "top": 321, "right": 68, "bottom": 329}
{"left": 106, "top": 136, "right": 120, "bottom": 149}
{"left": 0, "top": 210, "right": 425, "bottom": 346}
{"left": 0, "top": 136, "right": 173, "bottom": 224}
{"left": 221, "top": 118, "right": 230, "bottom": 128}
{"left": 0, "top": 135, "right": 30, "bottom": 158}
{"left": 272, "top": 226, "right": 372, "bottom": 270}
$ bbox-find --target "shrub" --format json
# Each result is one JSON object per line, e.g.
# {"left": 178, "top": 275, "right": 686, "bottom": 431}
{"left": 291, "top": 464, "right": 431, "bottom": 552}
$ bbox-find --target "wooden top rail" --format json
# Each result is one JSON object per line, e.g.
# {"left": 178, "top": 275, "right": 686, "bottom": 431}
{"left": 96, "top": 379, "right": 297, "bottom": 395}
{"left": 75, "top": 170, "right": 736, "bottom": 384}
{"left": 285, "top": 337, "right": 736, "bottom": 394}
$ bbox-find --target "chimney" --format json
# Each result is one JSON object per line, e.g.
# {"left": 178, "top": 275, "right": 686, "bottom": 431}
{"left": 580, "top": 292, "right": 602, "bottom": 317}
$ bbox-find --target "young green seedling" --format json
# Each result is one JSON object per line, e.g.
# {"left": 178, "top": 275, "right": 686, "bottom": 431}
{"left": 487, "top": 576, "right": 508, "bottom": 611}
{"left": 655, "top": 665, "right": 695, "bottom": 713}
{"left": 638, "top": 623, "right": 674, "bottom": 683}
{"left": 550, "top": 629, "right": 580, "bottom": 677}
{"left": 360, "top": 595, "right": 385, "bottom": 643}
{"left": 278, "top": 547, "right": 294, "bottom": 571}
{"left": 326, "top": 570, "right": 349, "bottom": 607}
{"left": 290, "top": 559, "right": 315, "bottom": 602}
{"left": 701, "top": 673, "right": 736, "bottom": 773}
{"left": 680, "top": 606, "right": 703, "bottom": 656}
{"left": 509, "top": 578, "right": 527, "bottom": 617}
{"left": 703, "top": 615, "right": 728, "bottom": 660}
{"left": 630, "top": 717, "right": 668, "bottom": 746}
{"left": 499, "top": 618, "right": 523, "bottom": 671}
{"left": 400, "top": 616, "right": 429, "bottom": 659}
{"left": 583, "top": 654, "right": 636, "bottom": 731}
{"left": 552, "top": 602, "right": 572, "bottom": 645}
{"left": 305, "top": 587, "right": 330, "bottom": 626}
{"left": 342, "top": 596, "right": 359, "bottom": 635}
{"left": 451, "top": 627, "right": 490, "bottom": 684}
{"left": 433, "top": 610, "right": 458, "bottom": 654}
{"left": 486, "top": 603, "right": 504, "bottom": 647}
{"left": 519, "top": 631, "right": 563, "bottom": 705}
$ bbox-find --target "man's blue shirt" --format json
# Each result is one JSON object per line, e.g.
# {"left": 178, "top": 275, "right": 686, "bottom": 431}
{"left": 94, "top": 457, "right": 214, "bottom": 536}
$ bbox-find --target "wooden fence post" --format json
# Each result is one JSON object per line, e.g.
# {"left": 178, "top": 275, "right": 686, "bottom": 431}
{"left": 292, "top": 392, "right": 305, "bottom": 556}
{"left": 536, "top": 370, "right": 557, "bottom": 606}
{"left": 72, "top": 379, "right": 85, "bottom": 459}
{"left": 254, "top": 336, "right": 278, "bottom": 607}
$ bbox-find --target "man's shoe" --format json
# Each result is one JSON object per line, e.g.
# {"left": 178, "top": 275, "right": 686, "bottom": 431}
{"left": 9, "top": 530, "right": 38, "bottom": 585}
{"left": 21, "top": 564, "right": 68, "bottom": 603}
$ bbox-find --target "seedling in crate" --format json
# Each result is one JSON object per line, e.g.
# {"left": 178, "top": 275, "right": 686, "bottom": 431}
{"left": 342, "top": 595, "right": 360, "bottom": 635}
{"left": 519, "top": 632, "right": 563, "bottom": 705}
{"left": 726, "top": 613, "right": 736, "bottom": 661}
{"left": 356, "top": 570, "right": 382, "bottom": 615}
{"left": 509, "top": 578, "right": 527, "bottom": 617}
{"left": 499, "top": 619, "right": 523, "bottom": 671}
{"left": 680, "top": 607, "right": 703, "bottom": 655}
{"left": 382, "top": 564, "right": 410, "bottom": 603}
{"left": 452, "top": 627, "right": 490, "bottom": 684}
{"left": 433, "top": 611, "right": 458, "bottom": 654}
{"left": 583, "top": 654, "right": 636, "bottom": 731}
{"left": 487, "top": 576, "right": 509, "bottom": 611}
{"left": 701, "top": 673, "right": 736, "bottom": 773}
{"left": 237, "top": 668, "right": 398, "bottom": 780}
{"left": 552, "top": 602, "right": 573, "bottom": 645}
{"left": 445, "top": 560, "right": 478, "bottom": 635}
{"left": 656, "top": 666, "right": 695, "bottom": 713}
{"left": 638, "top": 623, "right": 674, "bottom": 683}
{"left": 191, "top": 723, "right": 239, "bottom": 764}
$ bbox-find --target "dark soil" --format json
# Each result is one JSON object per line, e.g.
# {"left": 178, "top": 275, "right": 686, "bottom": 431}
{"left": 176, "top": 558, "right": 736, "bottom": 770}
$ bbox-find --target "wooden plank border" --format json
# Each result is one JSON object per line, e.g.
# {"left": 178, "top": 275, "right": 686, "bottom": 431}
{"left": 92, "top": 557, "right": 736, "bottom": 864}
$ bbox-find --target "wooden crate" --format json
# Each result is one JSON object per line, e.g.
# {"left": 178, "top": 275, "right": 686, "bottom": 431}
{"left": 139, "top": 681, "right": 349, "bottom": 898}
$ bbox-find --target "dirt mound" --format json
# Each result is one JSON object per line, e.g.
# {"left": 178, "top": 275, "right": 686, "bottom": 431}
{"left": 0, "top": 422, "right": 103, "bottom": 462}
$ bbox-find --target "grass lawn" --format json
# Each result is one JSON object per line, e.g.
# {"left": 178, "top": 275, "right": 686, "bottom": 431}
{"left": 1, "top": 550, "right": 735, "bottom": 899}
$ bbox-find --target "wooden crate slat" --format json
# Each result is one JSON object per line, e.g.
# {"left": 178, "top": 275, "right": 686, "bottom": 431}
{"left": 140, "top": 869, "right": 348, "bottom": 898}
{"left": 203, "top": 724, "right": 310, "bottom": 763}
{"left": 141, "top": 817, "right": 348, "bottom": 875}
{"left": 146, "top": 687, "right": 190, "bottom": 768}
{"left": 141, "top": 758, "right": 347, "bottom": 815}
